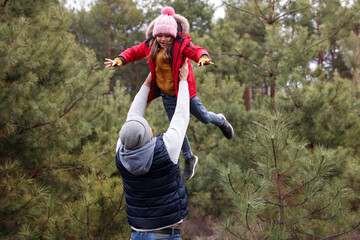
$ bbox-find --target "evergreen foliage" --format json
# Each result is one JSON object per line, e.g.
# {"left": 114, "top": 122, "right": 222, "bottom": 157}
{"left": 1, "top": 0, "right": 360, "bottom": 238}
{"left": 69, "top": 0, "right": 147, "bottom": 93}
{"left": 1, "top": 1, "right": 130, "bottom": 238}
{"left": 219, "top": 112, "right": 360, "bottom": 239}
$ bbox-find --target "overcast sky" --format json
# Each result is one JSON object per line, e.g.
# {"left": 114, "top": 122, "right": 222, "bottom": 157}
{"left": 64, "top": 0, "right": 225, "bottom": 19}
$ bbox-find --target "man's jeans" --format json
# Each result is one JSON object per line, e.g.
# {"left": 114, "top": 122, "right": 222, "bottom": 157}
{"left": 130, "top": 231, "right": 182, "bottom": 240}
{"left": 161, "top": 93, "right": 224, "bottom": 160}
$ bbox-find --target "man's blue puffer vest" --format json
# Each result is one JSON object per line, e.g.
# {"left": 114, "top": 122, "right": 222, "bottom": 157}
{"left": 116, "top": 135, "right": 189, "bottom": 229}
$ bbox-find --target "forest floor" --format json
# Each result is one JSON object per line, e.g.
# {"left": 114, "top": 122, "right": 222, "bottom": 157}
{"left": 180, "top": 212, "right": 235, "bottom": 240}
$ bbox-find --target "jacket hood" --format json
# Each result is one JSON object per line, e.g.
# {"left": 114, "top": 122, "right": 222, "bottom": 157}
{"left": 118, "top": 137, "right": 157, "bottom": 176}
{"left": 146, "top": 13, "right": 190, "bottom": 39}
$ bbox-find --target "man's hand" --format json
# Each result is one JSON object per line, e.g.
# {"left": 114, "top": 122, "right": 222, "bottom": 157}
{"left": 179, "top": 59, "right": 189, "bottom": 81}
{"left": 144, "top": 73, "right": 153, "bottom": 88}
{"left": 104, "top": 58, "right": 121, "bottom": 68}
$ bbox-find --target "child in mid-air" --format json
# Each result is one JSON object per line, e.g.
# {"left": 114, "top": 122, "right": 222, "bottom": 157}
{"left": 105, "top": 6, "right": 234, "bottom": 180}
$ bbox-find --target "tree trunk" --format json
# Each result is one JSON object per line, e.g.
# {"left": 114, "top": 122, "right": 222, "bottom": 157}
{"left": 354, "top": 29, "right": 360, "bottom": 99}
{"left": 353, "top": 68, "right": 358, "bottom": 99}
{"left": 243, "top": 86, "right": 252, "bottom": 111}
{"left": 269, "top": 49, "right": 275, "bottom": 99}
{"left": 260, "top": 82, "right": 268, "bottom": 109}
{"left": 270, "top": 83, "right": 276, "bottom": 98}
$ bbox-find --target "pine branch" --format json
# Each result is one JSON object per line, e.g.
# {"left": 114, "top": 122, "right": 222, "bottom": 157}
{"left": 72, "top": 214, "right": 87, "bottom": 225}
{"left": 28, "top": 121, "right": 50, "bottom": 129}
{"left": 283, "top": 155, "right": 325, "bottom": 198}
{"left": 227, "top": 173, "right": 238, "bottom": 195}
{"left": 349, "top": 102, "right": 360, "bottom": 110}
{"left": 328, "top": 82, "right": 340, "bottom": 106}
{"left": 252, "top": 185, "right": 261, "bottom": 195}
{"left": 61, "top": 96, "right": 85, "bottom": 119}
{"left": 1, "top": 22, "right": 26, "bottom": 58}
{"left": 257, "top": 214, "right": 270, "bottom": 224}
{"left": 55, "top": 222, "right": 70, "bottom": 240}
{"left": 282, "top": 0, "right": 294, "bottom": 9}
{"left": 40, "top": 204, "right": 51, "bottom": 234}
{"left": 19, "top": 196, "right": 35, "bottom": 212}
{"left": 224, "top": 2, "right": 267, "bottom": 22}
{"left": 279, "top": 148, "right": 298, "bottom": 175}
{"left": 246, "top": 203, "right": 257, "bottom": 239}
{"left": 188, "top": 125, "right": 199, "bottom": 145}
{"left": 285, "top": 86, "right": 301, "bottom": 108}
{"left": 225, "top": 225, "right": 249, "bottom": 240}
{"left": 297, "top": 220, "right": 360, "bottom": 239}
{"left": 240, "top": 116, "right": 269, "bottom": 131}
{"left": 27, "top": 67, "right": 99, "bottom": 130}
{"left": 86, "top": 205, "right": 93, "bottom": 240}
{"left": 52, "top": 166, "right": 84, "bottom": 171}
{"left": 271, "top": 136, "right": 278, "bottom": 171}
{"left": 100, "top": 192, "right": 126, "bottom": 234}
{"left": 218, "top": 52, "right": 269, "bottom": 76}
{"left": 297, "top": 230, "right": 322, "bottom": 239}
{"left": 308, "top": 215, "right": 336, "bottom": 221}
{"left": 0, "top": 0, "right": 9, "bottom": 23}
{"left": 255, "top": 135, "right": 269, "bottom": 150}
{"left": 272, "top": 136, "right": 286, "bottom": 227}
{"left": 271, "top": 1, "right": 319, "bottom": 24}
{"left": 93, "top": 151, "right": 108, "bottom": 160}
{"left": 264, "top": 197, "right": 308, "bottom": 207}
{"left": 321, "top": 220, "right": 360, "bottom": 240}
{"left": 300, "top": 190, "right": 340, "bottom": 221}
{"left": 303, "top": 15, "right": 354, "bottom": 52}
{"left": 253, "top": 0, "right": 267, "bottom": 22}
{"left": 1, "top": 0, "right": 8, "bottom": 15}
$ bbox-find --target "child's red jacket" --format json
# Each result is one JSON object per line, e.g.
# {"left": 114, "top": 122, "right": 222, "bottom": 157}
{"left": 117, "top": 34, "right": 209, "bottom": 102}
{"left": 116, "top": 13, "right": 210, "bottom": 102}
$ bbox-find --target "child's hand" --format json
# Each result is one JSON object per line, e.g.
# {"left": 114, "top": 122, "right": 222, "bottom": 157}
{"left": 197, "top": 56, "right": 214, "bottom": 67}
{"left": 104, "top": 58, "right": 121, "bottom": 68}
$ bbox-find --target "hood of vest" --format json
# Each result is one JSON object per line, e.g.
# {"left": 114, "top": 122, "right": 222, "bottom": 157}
{"left": 117, "top": 137, "right": 156, "bottom": 176}
{"left": 146, "top": 13, "right": 190, "bottom": 39}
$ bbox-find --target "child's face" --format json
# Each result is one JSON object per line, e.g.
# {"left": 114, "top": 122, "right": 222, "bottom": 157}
{"left": 156, "top": 34, "right": 173, "bottom": 48}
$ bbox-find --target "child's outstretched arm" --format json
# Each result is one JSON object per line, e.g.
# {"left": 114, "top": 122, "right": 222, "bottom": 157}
{"left": 182, "top": 39, "right": 214, "bottom": 67}
{"left": 104, "top": 41, "right": 148, "bottom": 68}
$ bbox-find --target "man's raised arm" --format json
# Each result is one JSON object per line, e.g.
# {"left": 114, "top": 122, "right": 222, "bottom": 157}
{"left": 163, "top": 60, "right": 190, "bottom": 164}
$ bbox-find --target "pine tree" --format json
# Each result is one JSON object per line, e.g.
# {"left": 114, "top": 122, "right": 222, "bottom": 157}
{"left": 204, "top": 0, "right": 358, "bottom": 111}
{"left": 340, "top": 30, "right": 360, "bottom": 98}
{"left": 70, "top": 0, "right": 146, "bottom": 92}
{"left": 219, "top": 112, "right": 360, "bottom": 239}
{"left": 0, "top": 0, "right": 130, "bottom": 238}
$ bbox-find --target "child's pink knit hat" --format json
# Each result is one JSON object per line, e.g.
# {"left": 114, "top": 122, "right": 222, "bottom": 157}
{"left": 152, "top": 6, "right": 177, "bottom": 38}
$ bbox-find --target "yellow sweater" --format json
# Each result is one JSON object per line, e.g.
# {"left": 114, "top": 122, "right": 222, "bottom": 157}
{"left": 155, "top": 49, "right": 176, "bottom": 96}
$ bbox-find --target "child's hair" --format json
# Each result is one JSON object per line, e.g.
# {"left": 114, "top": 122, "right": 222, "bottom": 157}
{"left": 149, "top": 38, "right": 173, "bottom": 63}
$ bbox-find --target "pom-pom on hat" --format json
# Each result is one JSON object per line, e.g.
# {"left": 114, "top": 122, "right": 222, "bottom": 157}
{"left": 152, "top": 6, "right": 178, "bottom": 38}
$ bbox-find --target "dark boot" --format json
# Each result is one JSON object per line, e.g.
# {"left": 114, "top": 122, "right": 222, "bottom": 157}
{"left": 218, "top": 113, "right": 234, "bottom": 139}
{"left": 183, "top": 155, "right": 198, "bottom": 180}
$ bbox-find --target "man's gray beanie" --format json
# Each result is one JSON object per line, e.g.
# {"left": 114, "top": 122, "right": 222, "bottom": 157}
{"left": 119, "top": 115, "right": 152, "bottom": 149}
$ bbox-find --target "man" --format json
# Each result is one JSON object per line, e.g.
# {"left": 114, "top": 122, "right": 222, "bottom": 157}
{"left": 115, "top": 60, "right": 190, "bottom": 239}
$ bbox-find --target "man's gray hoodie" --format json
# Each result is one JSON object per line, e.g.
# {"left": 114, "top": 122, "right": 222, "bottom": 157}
{"left": 118, "top": 138, "right": 157, "bottom": 176}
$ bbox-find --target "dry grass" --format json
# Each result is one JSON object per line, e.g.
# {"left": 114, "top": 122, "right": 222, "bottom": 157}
{"left": 181, "top": 210, "right": 236, "bottom": 240}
